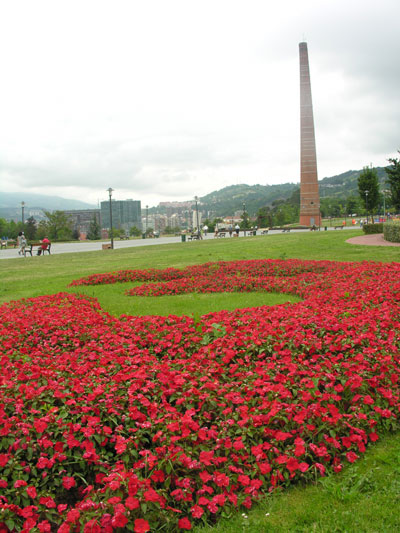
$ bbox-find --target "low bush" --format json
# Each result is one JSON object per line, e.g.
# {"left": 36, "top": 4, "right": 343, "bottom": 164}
{"left": 362, "top": 223, "right": 383, "bottom": 234}
{"left": 384, "top": 222, "right": 400, "bottom": 243}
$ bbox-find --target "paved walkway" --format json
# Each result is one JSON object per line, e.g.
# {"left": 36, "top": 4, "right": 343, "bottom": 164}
{"left": 346, "top": 233, "right": 400, "bottom": 247}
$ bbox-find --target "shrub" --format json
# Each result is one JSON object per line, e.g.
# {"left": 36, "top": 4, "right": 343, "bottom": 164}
{"left": 383, "top": 222, "right": 400, "bottom": 243}
{"left": 362, "top": 223, "right": 383, "bottom": 234}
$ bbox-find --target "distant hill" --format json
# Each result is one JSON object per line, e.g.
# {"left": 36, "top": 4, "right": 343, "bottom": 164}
{"left": 199, "top": 183, "right": 296, "bottom": 216}
{"left": 198, "top": 167, "right": 387, "bottom": 216}
{"left": 319, "top": 167, "right": 387, "bottom": 199}
{"left": 0, "top": 192, "right": 96, "bottom": 210}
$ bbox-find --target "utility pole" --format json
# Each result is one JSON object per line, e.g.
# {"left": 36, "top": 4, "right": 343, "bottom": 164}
{"left": 107, "top": 188, "right": 114, "bottom": 249}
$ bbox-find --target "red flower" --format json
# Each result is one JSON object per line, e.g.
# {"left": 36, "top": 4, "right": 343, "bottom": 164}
{"left": 346, "top": 451, "right": 359, "bottom": 463}
{"left": 178, "top": 517, "right": 192, "bottom": 530}
{"left": 26, "top": 486, "right": 37, "bottom": 498}
{"left": 111, "top": 513, "right": 128, "bottom": 528}
{"left": 37, "top": 521, "right": 51, "bottom": 532}
{"left": 14, "top": 479, "right": 28, "bottom": 488}
{"left": 66, "top": 509, "right": 80, "bottom": 524}
{"left": 62, "top": 476, "right": 76, "bottom": 490}
{"left": 134, "top": 518, "right": 150, "bottom": 533}
{"left": 125, "top": 496, "right": 140, "bottom": 509}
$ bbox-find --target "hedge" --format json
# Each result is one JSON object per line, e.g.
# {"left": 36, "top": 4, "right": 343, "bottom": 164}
{"left": 362, "top": 223, "right": 384, "bottom": 235}
{"left": 383, "top": 222, "right": 400, "bottom": 243}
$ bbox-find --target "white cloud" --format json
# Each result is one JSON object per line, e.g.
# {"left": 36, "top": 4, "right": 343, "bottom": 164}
{"left": 0, "top": 0, "right": 399, "bottom": 207}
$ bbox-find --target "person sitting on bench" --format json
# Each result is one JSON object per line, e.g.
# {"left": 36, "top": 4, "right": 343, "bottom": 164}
{"left": 37, "top": 237, "right": 50, "bottom": 255}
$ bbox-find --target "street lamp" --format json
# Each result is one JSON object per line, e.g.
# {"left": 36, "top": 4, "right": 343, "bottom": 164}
{"left": 107, "top": 188, "right": 114, "bottom": 249}
{"left": 194, "top": 196, "right": 200, "bottom": 239}
{"left": 365, "top": 190, "right": 369, "bottom": 224}
{"left": 145, "top": 205, "right": 149, "bottom": 236}
{"left": 243, "top": 202, "right": 246, "bottom": 237}
{"left": 21, "top": 201, "right": 25, "bottom": 227}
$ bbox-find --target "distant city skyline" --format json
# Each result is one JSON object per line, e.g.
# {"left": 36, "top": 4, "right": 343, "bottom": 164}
{"left": 0, "top": 0, "right": 399, "bottom": 207}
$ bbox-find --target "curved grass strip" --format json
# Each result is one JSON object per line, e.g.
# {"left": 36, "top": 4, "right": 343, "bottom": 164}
{"left": 2, "top": 259, "right": 400, "bottom": 531}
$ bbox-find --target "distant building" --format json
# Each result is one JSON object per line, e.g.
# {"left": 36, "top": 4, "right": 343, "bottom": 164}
{"left": 100, "top": 199, "right": 142, "bottom": 232}
{"left": 63, "top": 209, "right": 100, "bottom": 237}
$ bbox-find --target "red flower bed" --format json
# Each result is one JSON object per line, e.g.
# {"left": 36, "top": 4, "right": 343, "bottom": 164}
{"left": 2, "top": 259, "right": 400, "bottom": 531}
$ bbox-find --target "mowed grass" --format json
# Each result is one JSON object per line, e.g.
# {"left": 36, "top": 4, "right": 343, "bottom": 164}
{"left": 1, "top": 228, "right": 400, "bottom": 309}
{"left": 2, "top": 228, "right": 400, "bottom": 531}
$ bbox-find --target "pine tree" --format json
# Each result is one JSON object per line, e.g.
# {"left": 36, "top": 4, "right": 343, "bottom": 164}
{"left": 87, "top": 215, "right": 101, "bottom": 240}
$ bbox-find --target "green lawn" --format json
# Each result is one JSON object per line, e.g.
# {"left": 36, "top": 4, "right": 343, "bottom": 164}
{"left": 2, "top": 229, "right": 399, "bottom": 309}
{"left": 2, "top": 228, "right": 400, "bottom": 531}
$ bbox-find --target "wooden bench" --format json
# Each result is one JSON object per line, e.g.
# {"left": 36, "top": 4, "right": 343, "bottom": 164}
{"left": 25, "top": 242, "right": 51, "bottom": 256}
{"left": 260, "top": 229, "right": 269, "bottom": 235}
{"left": 282, "top": 228, "right": 291, "bottom": 233}
{"left": 188, "top": 234, "right": 200, "bottom": 241}
{"left": 216, "top": 232, "right": 226, "bottom": 238}
{"left": 334, "top": 225, "right": 344, "bottom": 230}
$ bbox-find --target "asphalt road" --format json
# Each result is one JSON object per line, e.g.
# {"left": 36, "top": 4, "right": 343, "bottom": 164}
{"left": 0, "top": 226, "right": 357, "bottom": 261}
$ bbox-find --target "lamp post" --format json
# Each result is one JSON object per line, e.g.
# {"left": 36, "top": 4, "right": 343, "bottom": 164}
{"left": 365, "top": 190, "right": 369, "bottom": 224}
{"left": 107, "top": 188, "right": 114, "bottom": 249}
{"left": 146, "top": 205, "right": 149, "bottom": 236}
{"left": 243, "top": 202, "right": 246, "bottom": 237}
{"left": 194, "top": 196, "right": 200, "bottom": 238}
{"left": 21, "top": 201, "right": 25, "bottom": 227}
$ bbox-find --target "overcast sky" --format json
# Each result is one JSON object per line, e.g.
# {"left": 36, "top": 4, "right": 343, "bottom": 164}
{"left": 0, "top": 0, "right": 399, "bottom": 208}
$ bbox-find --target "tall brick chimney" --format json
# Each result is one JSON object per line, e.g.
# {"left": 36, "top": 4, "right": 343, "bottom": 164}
{"left": 299, "top": 42, "right": 320, "bottom": 227}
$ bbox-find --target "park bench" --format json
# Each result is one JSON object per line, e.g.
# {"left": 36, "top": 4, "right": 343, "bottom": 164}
{"left": 188, "top": 234, "right": 201, "bottom": 241}
{"left": 282, "top": 228, "right": 291, "bottom": 233}
{"left": 1, "top": 240, "right": 16, "bottom": 249}
{"left": 216, "top": 232, "right": 226, "bottom": 238}
{"left": 334, "top": 225, "right": 344, "bottom": 230}
{"left": 25, "top": 242, "right": 51, "bottom": 256}
{"left": 260, "top": 229, "right": 269, "bottom": 235}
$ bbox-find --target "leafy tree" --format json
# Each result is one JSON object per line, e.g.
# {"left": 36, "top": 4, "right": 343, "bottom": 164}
{"left": 358, "top": 167, "right": 380, "bottom": 219}
{"left": 36, "top": 220, "right": 49, "bottom": 240}
{"left": 130, "top": 226, "right": 141, "bottom": 237}
{"left": 164, "top": 226, "right": 180, "bottom": 234}
{"left": 385, "top": 151, "right": 400, "bottom": 211}
{"left": 256, "top": 206, "right": 273, "bottom": 228}
{"left": 7, "top": 220, "right": 18, "bottom": 239}
{"left": 110, "top": 228, "right": 123, "bottom": 239}
{"left": 25, "top": 216, "right": 37, "bottom": 241}
{"left": 345, "top": 196, "right": 360, "bottom": 216}
{"left": 87, "top": 215, "right": 101, "bottom": 240}
{"left": 0, "top": 218, "right": 8, "bottom": 238}
{"left": 203, "top": 218, "right": 215, "bottom": 232}
{"left": 43, "top": 210, "right": 73, "bottom": 241}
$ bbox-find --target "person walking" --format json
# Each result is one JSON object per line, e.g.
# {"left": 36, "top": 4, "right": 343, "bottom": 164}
{"left": 17, "top": 231, "right": 27, "bottom": 256}
{"left": 235, "top": 224, "right": 240, "bottom": 237}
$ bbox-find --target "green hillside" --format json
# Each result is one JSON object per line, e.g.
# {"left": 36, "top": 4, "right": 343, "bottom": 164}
{"left": 199, "top": 167, "right": 387, "bottom": 217}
